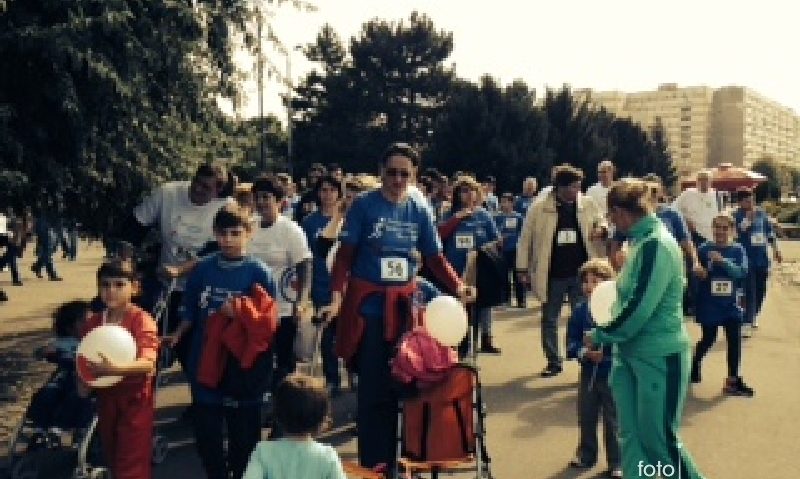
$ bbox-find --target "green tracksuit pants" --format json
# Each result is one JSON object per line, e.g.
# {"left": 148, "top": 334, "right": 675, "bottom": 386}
{"left": 610, "top": 350, "right": 705, "bottom": 479}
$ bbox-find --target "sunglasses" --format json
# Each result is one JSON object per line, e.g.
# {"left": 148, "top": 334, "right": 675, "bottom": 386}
{"left": 100, "top": 279, "right": 129, "bottom": 289}
{"left": 385, "top": 168, "right": 411, "bottom": 179}
{"left": 254, "top": 192, "right": 276, "bottom": 200}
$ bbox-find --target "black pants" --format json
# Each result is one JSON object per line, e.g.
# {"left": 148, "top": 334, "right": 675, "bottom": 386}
{"left": 692, "top": 321, "right": 742, "bottom": 377}
{"left": 192, "top": 403, "right": 262, "bottom": 479}
{"left": 503, "top": 250, "right": 525, "bottom": 306}
{"left": 272, "top": 315, "right": 298, "bottom": 389}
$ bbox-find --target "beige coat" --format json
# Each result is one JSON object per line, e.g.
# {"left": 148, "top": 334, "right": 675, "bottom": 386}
{"left": 515, "top": 192, "right": 606, "bottom": 302}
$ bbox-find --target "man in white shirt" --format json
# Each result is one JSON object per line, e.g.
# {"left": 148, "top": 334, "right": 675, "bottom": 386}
{"left": 249, "top": 176, "right": 313, "bottom": 387}
{"left": 585, "top": 160, "right": 615, "bottom": 217}
{"left": 132, "top": 162, "right": 230, "bottom": 366}
{"left": 673, "top": 169, "right": 721, "bottom": 246}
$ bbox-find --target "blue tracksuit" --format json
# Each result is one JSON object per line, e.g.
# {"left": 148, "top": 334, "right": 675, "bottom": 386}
{"left": 733, "top": 207, "right": 774, "bottom": 324}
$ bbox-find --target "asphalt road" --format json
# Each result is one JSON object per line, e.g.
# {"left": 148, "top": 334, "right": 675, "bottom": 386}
{"left": 2, "top": 241, "right": 799, "bottom": 478}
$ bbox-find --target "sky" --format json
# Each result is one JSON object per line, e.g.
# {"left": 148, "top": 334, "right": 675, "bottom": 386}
{"left": 227, "top": 0, "right": 800, "bottom": 120}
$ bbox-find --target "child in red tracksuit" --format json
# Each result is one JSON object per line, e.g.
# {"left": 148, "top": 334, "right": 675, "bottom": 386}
{"left": 79, "top": 259, "right": 158, "bottom": 479}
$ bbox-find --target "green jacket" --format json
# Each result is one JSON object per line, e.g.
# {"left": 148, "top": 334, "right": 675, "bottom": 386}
{"left": 592, "top": 214, "right": 690, "bottom": 357}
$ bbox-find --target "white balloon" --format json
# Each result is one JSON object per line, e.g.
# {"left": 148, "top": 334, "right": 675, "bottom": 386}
{"left": 590, "top": 280, "right": 618, "bottom": 327}
{"left": 424, "top": 296, "right": 468, "bottom": 347}
{"left": 326, "top": 242, "right": 340, "bottom": 273}
{"left": 76, "top": 325, "right": 138, "bottom": 388}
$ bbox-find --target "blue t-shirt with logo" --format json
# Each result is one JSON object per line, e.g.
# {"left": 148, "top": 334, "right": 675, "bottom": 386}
{"left": 441, "top": 208, "right": 500, "bottom": 276}
{"left": 181, "top": 253, "right": 277, "bottom": 404}
{"left": 494, "top": 211, "right": 523, "bottom": 253}
{"left": 302, "top": 211, "right": 333, "bottom": 305}
{"left": 695, "top": 242, "right": 748, "bottom": 325}
{"left": 340, "top": 190, "right": 442, "bottom": 317}
{"left": 733, "top": 207, "right": 774, "bottom": 271}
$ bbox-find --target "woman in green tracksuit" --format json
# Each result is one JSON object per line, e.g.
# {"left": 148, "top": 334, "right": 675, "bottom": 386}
{"left": 585, "top": 179, "right": 705, "bottom": 479}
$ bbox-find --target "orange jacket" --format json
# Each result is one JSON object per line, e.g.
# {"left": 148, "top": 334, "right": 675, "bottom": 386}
{"left": 197, "top": 284, "right": 278, "bottom": 389}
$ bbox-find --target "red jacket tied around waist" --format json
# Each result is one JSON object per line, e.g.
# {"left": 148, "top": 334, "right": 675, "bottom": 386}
{"left": 335, "top": 277, "right": 419, "bottom": 365}
{"left": 197, "top": 284, "right": 278, "bottom": 388}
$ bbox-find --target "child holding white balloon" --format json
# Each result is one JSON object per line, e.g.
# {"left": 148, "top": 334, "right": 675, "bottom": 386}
{"left": 79, "top": 259, "right": 159, "bottom": 479}
{"left": 565, "top": 258, "right": 621, "bottom": 478}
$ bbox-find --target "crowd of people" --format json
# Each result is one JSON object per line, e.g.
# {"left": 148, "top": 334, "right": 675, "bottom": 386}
{"left": 3, "top": 143, "right": 785, "bottom": 479}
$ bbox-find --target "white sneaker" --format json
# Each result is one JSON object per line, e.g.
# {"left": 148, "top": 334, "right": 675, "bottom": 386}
{"left": 752, "top": 319, "right": 759, "bottom": 328}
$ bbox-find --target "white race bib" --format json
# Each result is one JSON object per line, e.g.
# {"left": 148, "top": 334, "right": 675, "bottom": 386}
{"left": 380, "top": 257, "right": 409, "bottom": 281}
{"left": 750, "top": 232, "right": 766, "bottom": 246}
{"left": 454, "top": 234, "right": 475, "bottom": 249}
{"left": 504, "top": 217, "right": 518, "bottom": 229}
{"left": 556, "top": 229, "right": 578, "bottom": 245}
{"left": 711, "top": 280, "right": 733, "bottom": 296}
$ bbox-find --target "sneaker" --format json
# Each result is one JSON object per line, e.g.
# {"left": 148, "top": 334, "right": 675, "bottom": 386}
{"left": 723, "top": 377, "right": 754, "bottom": 397}
{"left": 751, "top": 319, "right": 759, "bottom": 329}
{"left": 568, "top": 457, "right": 594, "bottom": 469}
{"left": 608, "top": 467, "right": 623, "bottom": 478}
{"left": 540, "top": 363, "right": 562, "bottom": 378}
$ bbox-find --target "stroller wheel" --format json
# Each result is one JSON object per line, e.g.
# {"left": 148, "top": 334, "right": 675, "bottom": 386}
{"left": 152, "top": 434, "right": 169, "bottom": 464}
{"left": 87, "top": 467, "right": 109, "bottom": 479}
{"left": 11, "top": 455, "right": 39, "bottom": 479}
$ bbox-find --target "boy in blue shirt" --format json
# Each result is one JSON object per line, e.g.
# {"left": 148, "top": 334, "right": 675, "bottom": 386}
{"left": 566, "top": 258, "right": 621, "bottom": 478}
{"left": 495, "top": 192, "right": 525, "bottom": 308}
{"left": 732, "top": 187, "right": 782, "bottom": 329}
{"left": 168, "top": 204, "right": 278, "bottom": 479}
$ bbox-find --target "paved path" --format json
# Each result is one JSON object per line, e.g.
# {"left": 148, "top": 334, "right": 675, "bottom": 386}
{"left": 2, "top": 241, "right": 799, "bottom": 478}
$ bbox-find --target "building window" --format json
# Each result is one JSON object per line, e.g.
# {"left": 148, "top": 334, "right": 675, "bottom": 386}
{"left": 681, "top": 153, "right": 691, "bottom": 158}
{"left": 681, "top": 143, "right": 691, "bottom": 149}
{"left": 680, "top": 125, "right": 691, "bottom": 131}
{"left": 681, "top": 116, "right": 691, "bottom": 122}
{"left": 681, "top": 106, "right": 691, "bottom": 113}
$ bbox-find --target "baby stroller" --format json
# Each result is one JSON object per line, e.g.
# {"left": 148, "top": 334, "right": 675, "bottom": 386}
{"left": 6, "top": 366, "right": 105, "bottom": 479}
{"left": 392, "top": 305, "right": 493, "bottom": 479}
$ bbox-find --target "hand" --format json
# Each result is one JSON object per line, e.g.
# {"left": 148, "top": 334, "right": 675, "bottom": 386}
{"left": 319, "top": 292, "right": 342, "bottom": 321}
{"left": 692, "top": 263, "right": 707, "bottom": 280}
{"left": 294, "top": 301, "right": 313, "bottom": 322}
{"left": 220, "top": 299, "right": 237, "bottom": 319}
{"left": 161, "top": 334, "right": 181, "bottom": 349}
{"left": 159, "top": 265, "right": 181, "bottom": 280}
{"left": 583, "top": 331, "right": 595, "bottom": 349}
{"left": 708, "top": 251, "right": 724, "bottom": 264}
{"left": 584, "top": 349, "right": 604, "bottom": 364}
{"left": 774, "top": 250, "right": 783, "bottom": 264}
{"left": 687, "top": 220, "right": 697, "bottom": 232}
{"left": 516, "top": 270, "right": 530, "bottom": 288}
{"left": 458, "top": 285, "right": 477, "bottom": 303}
{"left": 455, "top": 207, "right": 474, "bottom": 219}
{"left": 88, "top": 352, "right": 119, "bottom": 378}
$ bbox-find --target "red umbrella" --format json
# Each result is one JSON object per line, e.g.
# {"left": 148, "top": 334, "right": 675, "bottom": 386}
{"left": 681, "top": 163, "right": 768, "bottom": 192}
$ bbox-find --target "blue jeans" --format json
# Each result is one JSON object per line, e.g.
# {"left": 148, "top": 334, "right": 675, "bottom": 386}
{"left": 542, "top": 276, "right": 584, "bottom": 366}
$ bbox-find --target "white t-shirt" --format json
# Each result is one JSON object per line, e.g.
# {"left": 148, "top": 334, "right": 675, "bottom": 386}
{"left": 134, "top": 181, "right": 229, "bottom": 289}
{"left": 249, "top": 215, "right": 312, "bottom": 317}
{"left": 673, "top": 188, "right": 721, "bottom": 241}
{"left": 0, "top": 213, "right": 7, "bottom": 236}
{"left": 585, "top": 182, "right": 610, "bottom": 216}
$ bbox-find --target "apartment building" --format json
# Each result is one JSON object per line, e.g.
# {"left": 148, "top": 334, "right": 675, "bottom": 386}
{"left": 576, "top": 84, "right": 800, "bottom": 177}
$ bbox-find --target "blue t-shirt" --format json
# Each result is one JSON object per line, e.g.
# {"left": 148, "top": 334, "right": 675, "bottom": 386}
{"left": 340, "top": 190, "right": 442, "bottom": 317}
{"left": 613, "top": 205, "right": 688, "bottom": 244}
{"left": 733, "top": 207, "right": 774, "bottom": 271}
{"left": 441, "top": 208, "right": 499, "bottom": 276}
{"left": 566, "top": 302, "right": 612, "bottom": 379}
{"left": 302, "top": 211, "right": 333, "bottom": 305}
{"left": 181, "top": 253, "right": 277, "bottom": 404}
{"left": 494, "top": 211, "right": 523, "bottom": 253}
{"left": 695, "top": 242, "right": 748, "bottom": 325}
{"left": 514, "top": 195, "right": 534, "bottom": 216}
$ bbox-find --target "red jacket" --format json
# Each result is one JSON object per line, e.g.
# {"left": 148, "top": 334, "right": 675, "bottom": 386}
{"left": 335, "top": 277, "right": 418, "bottom": 365}
{"left": 197, "top": 284, "right": 278, "bottom": 389}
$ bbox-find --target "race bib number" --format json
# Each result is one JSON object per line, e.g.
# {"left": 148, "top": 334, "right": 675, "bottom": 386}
{"left": 381, "top": 257, "right": 408, "bottom": 281}
{"left": 455, "top": 234, "right": 475, "bottom": 249}
{"left": 504, "top": 218, "right": 518, "bottom": 229}
{"left": 556, "top": 229, "right": 578, "bottom": 245}
{"left": 711, "top": 280, "right": 733, "bottom": 296}
{"left": 750, "top": 233, "right": 766, "bottom": 245}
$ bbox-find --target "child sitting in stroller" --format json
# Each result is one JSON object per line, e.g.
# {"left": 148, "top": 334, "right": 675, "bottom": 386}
{"left": 27, "top": 300, "right": 95, "bottom": 435}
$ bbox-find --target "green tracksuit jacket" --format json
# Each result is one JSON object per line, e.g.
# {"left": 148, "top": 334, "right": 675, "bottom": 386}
{"left": 592, "top": 214, "right": 705, "bottom": 479}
